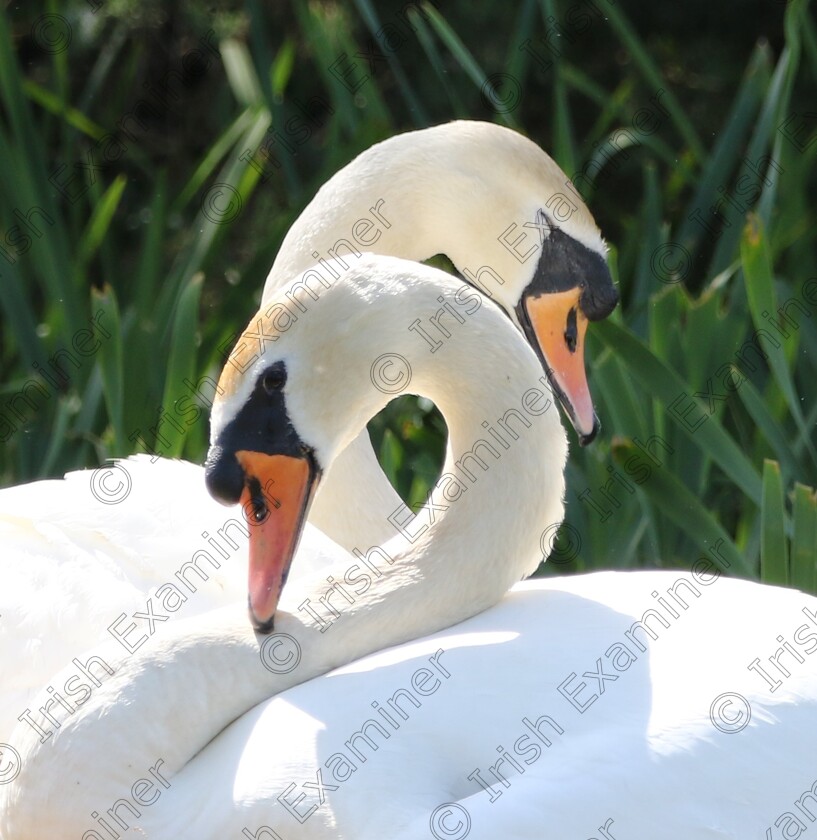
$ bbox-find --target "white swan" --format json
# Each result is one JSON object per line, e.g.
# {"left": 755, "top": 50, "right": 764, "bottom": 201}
{"left": 259, "top": 120, "right": 617, "bottom": 550}
{"left": 3, "top": 255, "right": 815, "bottom": 839}
{"left": 1, "top": 254, "right": 566, "bottom": 835}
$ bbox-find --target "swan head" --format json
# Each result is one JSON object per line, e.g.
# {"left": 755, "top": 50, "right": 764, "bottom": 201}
{"left": 204, "top": 356, "right": 322, "bottom": 633}
{"left": 429, "top": 122, "right": 618, "bottom": 444}
{"left": 510, "top": 221, "right": 614, "bottom": 444}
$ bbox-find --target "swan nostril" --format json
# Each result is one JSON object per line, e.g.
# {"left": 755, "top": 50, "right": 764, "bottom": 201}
{"left": 204, "top": 446, "right": 245, "bottom": 505}
{"left": 564, "top": 308, "right": 578, "bottom": 353}
{"left": 250, "top": 499, "right": 269, "bottom": 523}
{"left": 245, "top": 477, "right": 270, "bottom": 523}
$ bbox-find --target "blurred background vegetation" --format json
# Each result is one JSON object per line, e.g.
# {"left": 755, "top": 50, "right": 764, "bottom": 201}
{"left": 1, "top": 0, "right": 815, "bottom": 588}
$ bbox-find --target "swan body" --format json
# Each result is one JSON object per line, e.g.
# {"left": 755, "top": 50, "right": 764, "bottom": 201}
{"left": 1, "top": 256, "right": 814, "bottom": 839}
{"left": 133, "top": 572, "right": 817, "bottom": 840}
{"left": 1, "top": 254, "right": 567, "bottom": 835}
{"left": 0, "top": 127, "right": 806, "bottom": 840}
{"left": 6, "top": 572, "right": 817, "bottom": 838}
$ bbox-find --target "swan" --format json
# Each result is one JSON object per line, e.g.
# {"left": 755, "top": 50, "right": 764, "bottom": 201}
{"left": 2, "top": 255, "right": 815, "bottom": 839}
{"left": 258, "top": 120, "right": 618, "bottom": 550}
{"left": 0, "top": 120, "right": 617, "bottom": 731}
{"left": 0, "top": 253, "right": 567, "bottom": 835}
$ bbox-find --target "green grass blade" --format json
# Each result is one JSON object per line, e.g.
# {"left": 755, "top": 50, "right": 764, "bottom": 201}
{"left": 379, "top": 428, "right": 403, "bottom": 488}
{"left": 630, "top": 163, "right": 664, "bottom": 334}
{"left": 537, "top": 0, "right": 575, "bottom": 173}
{"left": 351, "top": 0, "right": 428, "bottom": 122}
{"left": 676, "top": 42, "right": 771, "bottom": 255}
{"left": 171, "top": 108, "right": 257, "bottom": 214}
{"left": 733, "top": 372, "right": 800, "bottom": 482}
{"left": 552, "top": 66, "right": 576, "bottom": 175}
{"left": 760, "top": 459, "right": 789, "bottom": 585}
{"left": 92, "top": 284, "right": 126, "bottom": 454}
{"left": 709, "top": 44, "right": 796, "bottom": 275}
{"left": 0, "top": 261, "right": 45, "bottom": 370}
{"left": 291, "top": 0, "right": 363, "bottom": 134}
{"left": 221, "top": 38, "right": 264, "bottom": 107}
{"left": 244, "top": 0, "right": 276, "bottom": 106}
{"left": 421, "top": 3, "right": 518, "bottom": 128}
{"left": 159, "top": 109, "right": 272, "bottom": 339}
{"left": 271, "top": 39, "right": 296, "bottom": 97}
{"left": 76, "top": 174, "right": 128, "bottom": 270}
{"left": 504, "top": 0, "right": 538, "bottom": 85}
{"left": 803, "top": 4, "right": 817, "bottom": 82}
{"left": 37, "top": 399, "right": 74, "bottom": 479}
{"left": 22, "top": 79, "right": 107, "bottom": 140}
{"left": 409, "top": 8, "right": 467, "bottom": 116}
{"left": 741, "top": 213, "right": 816, "bottom": 464}
{"left": 757, "top": 0, "right": 806, "bottom": 227}
{"left": 159, "top": 273, "right": 204, "bottom": 458}
{"left": 588, "top": 343, "right": 648, "bottom": 441}
{"left": 560, "top": 64, "right": 614, "bottom": 109}
{"left": 791, "top": 483, "right": 817, "bottom": 593}
{"left": 134, "top": 172, "right": 168, "bottom": 321}
{"left": 76, "top": 20, "right": 129, "bottom": 115}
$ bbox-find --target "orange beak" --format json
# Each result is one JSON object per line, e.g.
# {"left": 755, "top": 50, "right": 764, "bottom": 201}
{"left": 518, "top": 288, "right": 597, "bottom": 443}
{"left": 236, "top": 451, "right": 317, "bottom": 632}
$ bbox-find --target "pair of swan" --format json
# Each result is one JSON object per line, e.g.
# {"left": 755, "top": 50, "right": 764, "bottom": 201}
{"left": 2, "top": 120, "right": 609, "bottom": 718}
{"left": 1, "top": 122, "right": 815, "bottom": 838}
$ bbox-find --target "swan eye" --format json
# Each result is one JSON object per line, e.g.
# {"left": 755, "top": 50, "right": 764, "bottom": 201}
{"left": 564, "top": 308, "right": 578, "bottom": 353}
{"left": 262, "top": 369, "right": 286, "bottom": 395}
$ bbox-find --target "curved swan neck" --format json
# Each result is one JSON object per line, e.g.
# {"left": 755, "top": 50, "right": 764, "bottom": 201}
{"left": 263, "top": 121, "right": 604, "bottom": 308}
{"left": 262, "top": 254, "right": 569, "bottom": 654}
{"left": 272, "top": 257, "right": 567, "bottom": 585}
{"left": 292, "top": 263, "right": 567, "bottom": 610}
